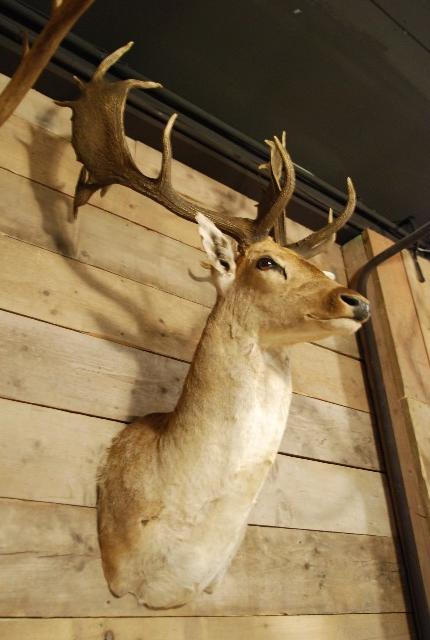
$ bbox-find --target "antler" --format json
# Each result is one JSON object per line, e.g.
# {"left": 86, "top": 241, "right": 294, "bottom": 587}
{"left": 61, "top": 42, "right": 355, "bottom": 251}
{"left": 286, "top": 178, "right": 356, "bottom": 257}
{"left": 61, "top": 42, "right": 297, "bottom": 246}
{"left": 0, "top": 0, "right": 94, "bottom": 127}
{"left": 259, "top": 133, "right": 356, "bottom": 256}
{"left": 257, "top": 131, "right": 290, "bottom": 245}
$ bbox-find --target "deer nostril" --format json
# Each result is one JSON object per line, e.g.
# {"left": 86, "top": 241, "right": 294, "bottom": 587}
{"left": 340, "top": 294, "right": 361, "bottom": 307}
{"left": 339, "top": 292, "right": 370, "bottom": 321}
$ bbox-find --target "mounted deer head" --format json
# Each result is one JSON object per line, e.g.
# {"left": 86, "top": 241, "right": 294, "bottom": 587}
{"left": 63, "top": 43, "right": 369, "bottom": 609}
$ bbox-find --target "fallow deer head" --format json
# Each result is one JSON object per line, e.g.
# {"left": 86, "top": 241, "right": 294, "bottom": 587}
{"left": 58, "top": 41, "right": 369, "bottom": 345}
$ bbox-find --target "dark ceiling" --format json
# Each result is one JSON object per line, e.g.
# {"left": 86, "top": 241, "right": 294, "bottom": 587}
{"left": 6, "top": 0, "right": 430, "bottom": 230}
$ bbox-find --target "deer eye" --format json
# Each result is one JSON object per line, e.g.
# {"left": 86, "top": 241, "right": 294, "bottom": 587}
{"left": 219, "top": 259, "right": 230, "bottom": 272}
{"left": 256, "top": 256, "right": 278, "bottom": 271}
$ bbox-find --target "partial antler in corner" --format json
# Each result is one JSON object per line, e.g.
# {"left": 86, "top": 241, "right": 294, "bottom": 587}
{"left": 0, "top": 0, "right": 94, "bottom": 127}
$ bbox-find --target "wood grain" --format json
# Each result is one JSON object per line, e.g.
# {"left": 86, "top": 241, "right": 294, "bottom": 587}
{"left": 402, "top": 397, "right": 430, "bottom": 520}
{"left": 0, "top": 167, "right": 216, "bottom": 308}
{"left": 290, "top": 342, "right": 369, "bottom": 412}
{"left": 365, "top": 230, "right": 430, "bottom": 405}
{"left": 0, "top": 498, "right": 406, "bottom": 617}
{"left": 0, "top": 310, "right": 368, "bottom": 418}
{"left": 402, "top": 249, "right": 430, "bottom": 365}
{"left": 0, "top": 614, "right": 412, "bottom": 639}
{"left": 0, "top": 233, "right": 208, "bottom": 362}
{"left": 344, "top": 231, "right": 430, "bottom": 613}
{"left": 251, "top": 454, "right": 391, "bottom": 535}
{"left": 0, "top": 112, "right": 203, "bottom": 249}
{"left": 283, "top": 394, "right": 379, "bottom": 469}
{"left": 0, "top": 398, "right": 388, "bottom": 534}
{"left": 0, "top": 72, "right": 72, "bottom": 137}
{"left": 0, "top": 309, "right": 187, "bottom": 421}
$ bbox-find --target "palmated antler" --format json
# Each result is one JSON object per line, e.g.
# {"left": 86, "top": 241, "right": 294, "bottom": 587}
{"left": 0, "top": 0, "right": 94, "bottom": 127}
{"left": 62, "top": 42, "right": 356, "bottom": 251}
{"left": 60, "top": 42, "right": 296, "bottom": 246}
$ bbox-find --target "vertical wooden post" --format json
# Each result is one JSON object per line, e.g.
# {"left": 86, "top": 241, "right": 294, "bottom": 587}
{"left": 343, "top": 229, "right": 430, "bottom": 636}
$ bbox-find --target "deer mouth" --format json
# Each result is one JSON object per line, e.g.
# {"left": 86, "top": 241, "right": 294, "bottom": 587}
{"left": 305, "top": 314, "right": 365, "bottom": 326}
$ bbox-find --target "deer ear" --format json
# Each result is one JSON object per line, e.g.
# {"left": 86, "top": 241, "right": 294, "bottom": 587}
{"left": 196, "top": 214, "right": 236, "bottom": 278}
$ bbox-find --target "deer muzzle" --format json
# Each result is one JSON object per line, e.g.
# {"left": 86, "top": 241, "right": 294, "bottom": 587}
{"left": 325, "top": 287, "right": 369, "bottom": 323}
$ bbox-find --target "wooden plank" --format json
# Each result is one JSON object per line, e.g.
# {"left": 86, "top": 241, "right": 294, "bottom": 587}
{"left": 0, "top": 613, "right": 412, "bottom": 639}
{"left": 290, "top": 342, "right": 369, "bottom": 412}
{"left": 0, "top": 398, "right": 387, "bottom": 534}
{"left": 403, "top": 397, "right": 430, "bottom": 519}
{"left": 0, "top": 73, "right": 73, "bottom": 138}
{"left": 0, "top": 310, "right": 368, "bottom": 418}
{"left": 0, "top": 167, "right": 216, "bottom": 308}
{"left": 315, "top": 333, "right": 359, "bottom": 358}
{"left": 0, "top": 398, "right": 121, "bottom": 507}
{"left": 365, "top": 230, "right": 430, "bottom": 405}
{"left": 0, "top": 498, "right": 406, "bottom": 616}
{"left": 402, "top": 249, "right": 430, "bottom": 364}
{"left": 0, "top": 233, "right": 208, "bottom": 362}
{"left": 283, "top": 394, "right": 379, "bottom": 469}
{"left": 250, "top": 454, "right": 391, "bottom": 535}
{"left": 0, "top": 310, "right": 187, "bottom": 421}
{"left": 344, "top": 231, "right": 430, "bottom": 614}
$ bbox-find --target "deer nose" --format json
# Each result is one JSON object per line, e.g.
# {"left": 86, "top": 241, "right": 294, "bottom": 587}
{"left": 339, "top": 293, "right": 370, "bottom": 321}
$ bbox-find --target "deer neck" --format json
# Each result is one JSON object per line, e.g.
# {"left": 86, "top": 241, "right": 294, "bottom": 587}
{"left": 168, "top": 293, "right": 292, "bottom": 462}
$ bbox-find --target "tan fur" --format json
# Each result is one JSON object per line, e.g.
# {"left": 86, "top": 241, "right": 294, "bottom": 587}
{"left": 98, "top": 233, "right": 369, "bottom": 609}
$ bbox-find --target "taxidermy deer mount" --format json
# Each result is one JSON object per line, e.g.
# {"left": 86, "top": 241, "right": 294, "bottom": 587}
{"left": 60, "top": 42, "right": 370, "bottom": 608}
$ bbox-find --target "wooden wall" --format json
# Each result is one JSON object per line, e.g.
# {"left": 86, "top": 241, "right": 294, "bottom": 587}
{"left": 344, "top": 229, "right": 430, "bottom": 619}
{"left": 0, "top": 75, "right": 411, "bottom": 639}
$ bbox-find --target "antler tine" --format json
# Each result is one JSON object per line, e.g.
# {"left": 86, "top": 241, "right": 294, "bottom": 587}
{"left": 287, "top": 178, "right": 356, "bottom": 257}
{"left": 93, "top": 41, "right": 134, "bottom": 81}
{"left": 255, "top": 134, "right": 296, "bottom": 240}
{"left": 158, "top": 112, "right": 177, "bottom": 188}
{"left": 156, "top": 114, "right": 254, "bottom": 244}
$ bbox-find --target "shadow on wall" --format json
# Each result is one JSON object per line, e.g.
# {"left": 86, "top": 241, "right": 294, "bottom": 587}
{"left": 21, "top": 105, "right": 190, "bottom": 422}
